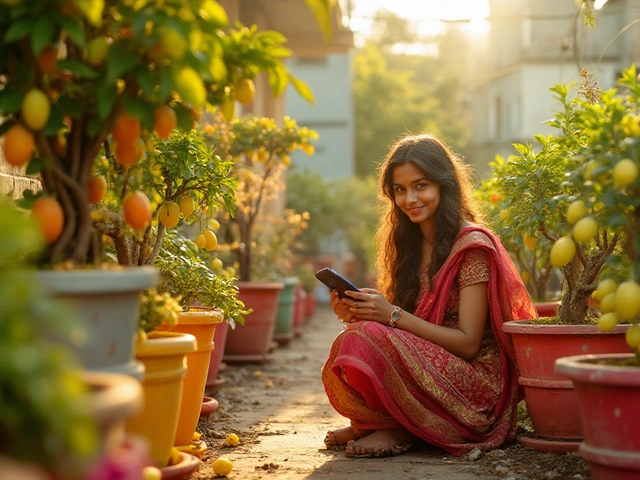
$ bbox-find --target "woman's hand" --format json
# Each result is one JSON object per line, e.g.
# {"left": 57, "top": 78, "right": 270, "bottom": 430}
{"left": 343, "top": 288, "right": 394, "bottom": 325}
{"left": 330, "top": 290, "right": 355, "bottom": 323}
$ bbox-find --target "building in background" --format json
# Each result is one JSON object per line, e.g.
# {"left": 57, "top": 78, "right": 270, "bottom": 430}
{"left": 469, "top": 0, "right": 640, "bottom": 175}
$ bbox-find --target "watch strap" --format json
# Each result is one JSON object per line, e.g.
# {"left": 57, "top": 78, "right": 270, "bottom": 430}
{"left": 389, "top": 306, "right": 402, "bottom": 328}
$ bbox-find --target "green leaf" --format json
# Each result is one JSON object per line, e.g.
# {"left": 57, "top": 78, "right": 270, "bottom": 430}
{"left": 4, "top": 19, "right": 32, "bottom": 43}
{"left": 0, "top": 90, "right": 23, "bottom": 114}
{"left": 124, "top": 98, "right": 154, "bottom": 131}
{"left": 26, "top": 156, "right": 45, "bottom": 176}
{"left": 87, "top": 116, "right": 102, "bottom": 136}
{"left": 57, "top": 15, "right": 86, "bottom": 47}
{"left": 42, "top": 105, "right": 64, "bottom": 136}
{"left": 156, "top": 70, "right": 174, "bottom": 104}
{"left": 105, "top": 43, "right": 139, "bottom": 83}
{"left": 31, "top": 18, "right": 55, "bottom": 55}
{"left": 303, "top": 0, "right": 334, "bottom": 43}
{"left": 97, "top": 81, "right": 117, "bottom": 120}
{"left": 288, "top": 74, "right": 315, "bottom": 104}
{"left": 56, "top": 59, "right": 98, "bottom": 78}
{"left": 57, "top": 95, "right": 82, "bottom": 118}
{"left": 0, "top": 120, "right": 14, "bottom": 137}
{"left": 174, "top": 105, "right": 194, "bottom": 133}
{"left": 268, "top": 66, "right": 288, "bottom": 97}
{"left": 135, "top": 69, "right": 156, "bottom": 97}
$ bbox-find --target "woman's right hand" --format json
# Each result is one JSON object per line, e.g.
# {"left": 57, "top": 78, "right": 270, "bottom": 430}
{"left": 330, "top": 290, "right": 354, "bottom": 323}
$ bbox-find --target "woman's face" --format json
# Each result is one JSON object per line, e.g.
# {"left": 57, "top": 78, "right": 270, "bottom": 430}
{"left": 391, "top": 162, "right": 440, "bottom": 228}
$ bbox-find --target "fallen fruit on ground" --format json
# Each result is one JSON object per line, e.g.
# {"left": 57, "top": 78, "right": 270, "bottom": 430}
{"left": 87, "top": 175, "right": 107, "bottom": 203}
{"left": 212, "top": 457, "right": 233, "bottom": 477}
{"left": 142, "top": 466, "right": 162, "bottom": 480}
{"left": 2, "top": 124, "right": 35, "bottom": 166}
{"left": 225, "top": 433, "right": 239, "bottom": 447}
{"left": 22, "top": 89, "right": 51, "bottom": 130}
{"left": 123, "top": 191, "right": 151, "bottom": 230}
{"left": 550, "top": 236, "right": 576, "bottom": 267}
{"left": 32, "top": 196, "right": 64, "bottom": 243}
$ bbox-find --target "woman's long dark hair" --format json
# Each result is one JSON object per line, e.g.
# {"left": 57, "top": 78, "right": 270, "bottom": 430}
{"left": 375, "top": 133, "right": 485, "bottom": 312}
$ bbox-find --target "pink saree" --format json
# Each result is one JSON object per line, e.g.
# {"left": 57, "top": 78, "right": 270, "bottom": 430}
{"left": 321, "top": 226, "right": 537, "bottom": 455}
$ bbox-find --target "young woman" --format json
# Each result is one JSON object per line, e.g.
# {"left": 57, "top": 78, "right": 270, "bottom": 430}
{"left": 322, "top": 133, "right": 536, "bottom": 458}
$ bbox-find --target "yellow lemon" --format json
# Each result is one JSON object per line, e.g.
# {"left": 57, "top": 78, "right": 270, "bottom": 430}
{"left": 625, "top": 324, "right": 640, "bottom": 349}
{"left": 225, "top": 433, "right": 239, "bottom": 447}
{"left": 234, "top": 78, "right": 255, "bottom": 105}
{"left": 599, "top": 293, "right": 616, "bottom": 313}
{"left": 208, "top": 218, "right": 221, "bottom": 230}
{"left": 203, "top": 229, "right": 218, "bottom": 251}
{"left": 142, "top": 466, "right": 162, "bottom": 480}
{"left": 594, "top": 279, "right": 618, "bottom": 301}
{"left": 212, "top": 457, "right": 233, "bottom": 476}
{"left": 179, "top": 196, "right": 195, "bottom": 217}
{"left": 572, "top": 216, "right": 598, "bottom": 244}
{"left": 550, "top": 236, "right": 576, "bottom": 267}
{"left": 615, "top": 281, "right": 640, "bottom": 321}
{"left": 523, "top": 233, "right": 538, "bottom": 251}
{"left": 22, "top": 89, "right": 51, "bottom": 130}
{"left": 195, "top": 233, "right": 207, "bottom": 249}
{"left": 612, "top": 158, "right": 638, "bottom": 188}
{"left": 598, "top": 312, "right": 619, "bottom": 332}
{"left": 566, "top": 200, "right": 587, "bottom": 225}
{"left": 520, "top": 271, "right": 531, "bottom": 284}
{"left": 221, "top": 97, "right": 234, "bottom": 122}
{"left": 169, "top": 447, "right": 181, "bottom": 466}
{"left": 211, "top": 258, "right": 223, "bottom": 270}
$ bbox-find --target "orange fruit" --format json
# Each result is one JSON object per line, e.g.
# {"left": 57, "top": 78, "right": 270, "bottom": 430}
{"left": 37, "top": 46, "right": 58, "bottom": 74}
{"left": 32, "top": 196, "right": 64, "bottom": 243}
{"left": 114, "top": 140, "right": 143, "bottom": 167}
{"left": 234, "top": 78, "right": 255, "bottom": 105}
{"left": 87, "top": 175, "right": 107, "bottom": 203}
{"left": 154, "top": 105, "right": 176, "bottom": 139}
{"left": 123, "top": 191, "right": 151, "bottom": 230}
{"left": 2, "top": 124, "right": 35, "bottom": 166}
{"left": 158, "top": 201, "right": 180, "bottom": 228}
{"left": 111, "top": 113, "right": 141, "bottom": 146}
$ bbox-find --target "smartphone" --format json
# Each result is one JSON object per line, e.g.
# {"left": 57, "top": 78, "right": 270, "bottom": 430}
{"left": 315, "top": 267, "right": 360, "bottom": 300}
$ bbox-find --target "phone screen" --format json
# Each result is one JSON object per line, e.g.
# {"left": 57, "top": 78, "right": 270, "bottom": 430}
{"left": 315, "top": 267, "right": 360, "bottom": 300}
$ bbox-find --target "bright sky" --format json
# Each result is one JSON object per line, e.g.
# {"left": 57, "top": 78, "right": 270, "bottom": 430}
{"left": 346, "top": 0, "right": 490, "bottom": 44}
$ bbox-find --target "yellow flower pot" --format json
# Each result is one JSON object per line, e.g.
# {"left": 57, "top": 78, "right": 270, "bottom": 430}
{"left": 125, "top": 331, "right": 196, "bottom": 467}
{"left": 168, "top": 307, "right": 224, "bottom": 447}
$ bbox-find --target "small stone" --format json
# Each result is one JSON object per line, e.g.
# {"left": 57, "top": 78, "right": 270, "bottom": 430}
{"left": 545, "top": 471, "right": 560, "bottom": 479}
{"left": 488, "top": 449, "right": 507, "bottom": 457}
{"left": 495, "top": 465, "right": 509, "bottom": 474}
{"left": 572, "top": 475, "right": 584, "bottom": 480}
{"left": 468, "top": 448, "right": 482, "bottom": 461}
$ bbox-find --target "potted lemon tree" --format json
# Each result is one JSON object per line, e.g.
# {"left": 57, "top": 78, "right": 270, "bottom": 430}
{"left": 490, "top": 70, "right": 629, "bottom": 451}
{"left": 201, "top": 115, "right": 317, "bottom": 362}
{"left": 555, "top": 65, "right": 640, "bottom": 478}
{"left": 0, "top": 0, "right": 313, "bottom": 375}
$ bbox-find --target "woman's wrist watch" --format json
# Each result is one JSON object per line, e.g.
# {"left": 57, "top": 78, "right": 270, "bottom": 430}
{"left": 389, "top": 306, "right": 402, "bottom": 327}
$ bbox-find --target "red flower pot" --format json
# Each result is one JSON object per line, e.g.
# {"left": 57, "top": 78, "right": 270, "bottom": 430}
{"left": 502, "top": 320, "right": 629, "bottom": 450}
{"left": 533, "top": 301, "right": 561, "bottom": 317}
{"left": 555, "top": 354, "right": 640, "bottom": 480}
{"left": 206, "top": 320, "right": 229, "bottom": 392}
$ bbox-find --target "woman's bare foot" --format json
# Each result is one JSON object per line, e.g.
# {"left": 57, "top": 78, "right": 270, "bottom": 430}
{"left": 324, "top": 426, "right": 361, "bottom": 450}
{"left": 345, "top": 427, "right": 416, "bottom": 458}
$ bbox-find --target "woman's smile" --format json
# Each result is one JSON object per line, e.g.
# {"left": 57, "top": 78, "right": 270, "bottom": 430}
{"left": 392, "top": 162, "right": 440, "bottom": 227}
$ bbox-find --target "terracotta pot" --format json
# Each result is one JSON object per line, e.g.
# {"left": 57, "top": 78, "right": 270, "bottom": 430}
{"left": 200, "top": 396, "right": 219, "bottom": 419}
{"left": 224, "top": 281, "right": 283, "bottom": 363}
{"left": 503, "top": 320, "right": 630, "bottom": 451}
{"left": 166, "top": 307, "right": 224, "bottom": 447}
{"left": 534, "top": 301, "right": 561, "bottom": 317}
{"left": 125, "top": 331, "right": 197, "bottom": 467}
{"left": 36, "top": 267, "right": 158, "bottom": 379}
{"left": 304, "top": 292, "right": 317, "bottom": 320}
{"left": 293, "top": 285, "right": 306, "bottom": 336}
{"left": 159, "top": 451, "right": 201, "bottom": 480}
{"left": 273, "top": 277, "right": 299, "bottom": 346}
{"left": 205, "top": 320, "right": 229, "bottom": 392}
{"left": 556, "top": 354, "right": 640, "bottom": 480}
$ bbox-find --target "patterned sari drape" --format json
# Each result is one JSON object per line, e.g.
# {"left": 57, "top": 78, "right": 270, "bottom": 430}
{"left": 322, "top": 226, "right": 537, "bottom": 455}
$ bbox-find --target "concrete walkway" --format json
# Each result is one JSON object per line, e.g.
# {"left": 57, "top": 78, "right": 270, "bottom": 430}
{"left": 194, "top": 304, "right": 499, "bottom": 480}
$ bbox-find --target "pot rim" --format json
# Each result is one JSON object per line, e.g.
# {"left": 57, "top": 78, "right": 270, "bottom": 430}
{"left": 555, "top": 353, "right": 640, "bottom": 386}
{"left": 137, "top": 331, "right": 197, "bottom": 357}
{"left": 503, "top": 319, "right": 630, "bottom": 335}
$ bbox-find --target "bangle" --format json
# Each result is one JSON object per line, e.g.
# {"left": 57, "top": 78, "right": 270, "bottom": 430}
{"left": 389, "top": 306, "right": 402, "bottom": 328}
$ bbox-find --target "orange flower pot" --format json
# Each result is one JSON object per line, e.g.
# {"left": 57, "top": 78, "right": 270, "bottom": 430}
{"left": 167, "top": 307, "right": 224, "bottom": 447}
{"left": 125, "top": 331, "right": 197, "bottom": 467}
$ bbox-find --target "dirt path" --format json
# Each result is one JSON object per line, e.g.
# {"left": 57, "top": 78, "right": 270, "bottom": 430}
{"left": 194, "top": 305, "right": 590, "bottom": 480}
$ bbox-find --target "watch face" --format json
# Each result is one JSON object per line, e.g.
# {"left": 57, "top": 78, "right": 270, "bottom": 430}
{"left": 391, "top": 310, "right": 401, "bottom": 321}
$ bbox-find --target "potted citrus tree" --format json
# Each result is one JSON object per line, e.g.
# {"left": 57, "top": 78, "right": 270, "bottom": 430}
{"left": 491, "top": 70, "right": 630, "bottom": 451}
{"left": 555, "top": 64, "right": 640, "bottom": 478}
{"left": 201, "top": 115, "right": 317, "bottom": 362}
{"left": 0, "top": 0, "right": 313, "bottom": 376}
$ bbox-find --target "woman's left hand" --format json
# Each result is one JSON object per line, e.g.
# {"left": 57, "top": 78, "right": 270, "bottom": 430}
{"left": 344, "top": 288, "right": 395, "bottom": 325}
